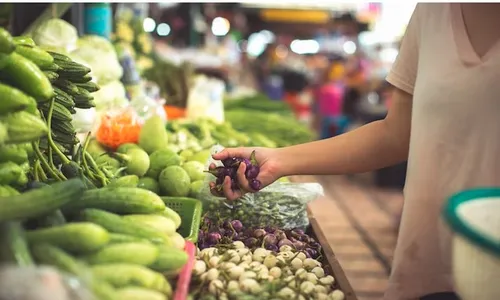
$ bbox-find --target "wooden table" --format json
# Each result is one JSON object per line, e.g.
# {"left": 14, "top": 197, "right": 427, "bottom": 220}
{"left": 308, "top": 207, "right": 358, "bottom": 300}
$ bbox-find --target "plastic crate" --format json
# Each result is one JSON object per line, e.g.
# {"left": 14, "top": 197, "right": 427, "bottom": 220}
{"left": 162, "top": 197, "right": 202, "bottom": 243}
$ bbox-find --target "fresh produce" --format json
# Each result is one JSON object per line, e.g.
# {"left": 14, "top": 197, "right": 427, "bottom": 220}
{"left": 84, "top": 242, "right": 159, "bottom": 266}
{"left": 137, "top": 177, "right": 160, "bottom": 194}
{"left": 224, "top": 93, "right": 293, "bottom": 117}
{"left": 197, "top": 218, "right": 323, "bottom": 259}
{"left": 159, "top": 166, "right": 191, "bottom": 197}
{"left": 182, "top": 161, "right": 205, "bottom": 182}
{"left": 146, "top": 148, "right": 181, "bottom": 179}
{"left": 0, "top": 222, "right": 34, "bottom": 266}
{"left": 208, "top": 150, "right": 262, "bottom": 195}
{"left": 190, "top": 242, "right": 344, "bottom": 300}
{"left": 110, "top": 147, "right": 150, "bottom": 177}
{"left": 225, "top": 110, "right": 314, "bottom": 147}
{"left": 138, "top": 115, "right": 169, "bottom": 154}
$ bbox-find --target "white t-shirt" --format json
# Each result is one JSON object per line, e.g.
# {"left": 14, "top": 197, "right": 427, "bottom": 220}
{"left": 385, "top": 3, "right": 500, "bottom": 299}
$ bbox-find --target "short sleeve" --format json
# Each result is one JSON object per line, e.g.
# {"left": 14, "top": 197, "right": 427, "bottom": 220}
{"left": 386, "top": 4, "right": 422, "bottom": 95}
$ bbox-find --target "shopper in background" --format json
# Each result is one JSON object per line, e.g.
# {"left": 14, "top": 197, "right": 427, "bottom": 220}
{"left": 212, "top": 3, "right": 500, "bottom": 300}
{"left": 317, "top": 61, "right": 349, "bottom": 139}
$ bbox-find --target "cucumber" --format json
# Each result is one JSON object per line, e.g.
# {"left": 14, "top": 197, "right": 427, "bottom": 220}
{"left": 89, "top": 281, "right": 118, "bottom": 300}
{"left": 85, "top": 242, "right": 159, "bottom": 266}
{"left": 78, "top": 209, "right": 169, "bottom": 244}
{"left": 2, "top": 110, "right": 48, "bottom": 144}
{"left": 30, "top": 243, "right": 87, "bottom": 276}
{"left": 109, "top": 233, "right": 150, "bottom": 244}
{"left": 76, "top": 81, "right": 100, "bottom": 92}
{"left": 12, "top": 36, "right": 35, "bottom": 47}
{"left": 63, "top": 187, "right": 166, "bottom": 215}
{"left": 159, "top": 207, "right": 182, "bottom": 229}
{"left": 15, "top": 45, "right": 54, "bottom": 68}
{"left": 0, "top": 162, "right": 23, "bottom": 185}
{"left": 66, "top": 74, "right": 92, "bottom": 83}
{"left": 0, "top": 83, "right": 36, "bottom": 114}
{"left": 43, "top": 70, "right": 59, "bottom": 82}
{"left": 53, "top": 78, "right": 79, "bottom": 95}
{"left": 47, "top": 51, "right": 72, "bottom": 62}
{"left": 0, "top": 28, "right": 15, "bottom": 54}
{"left": 40, "top": 62, "right": 61, "bottom": 72}
{"left": 26, "top": 222, "right": 110, "bottom": 253}
{"left": 0, "top": 185, "right": 19, "bottom": 197}
{"left": 40, "top": 100, "right": 73, "bottom": 121}
{"left": 117, "top": 287, "right": 167, "bottom": 300}
{"left": 60, "top": 161, "right": 81, "bottom": 179}
{"left": 107, "top": 175, "right": 139, "bottom": 188}
{"left": 0, "top": 221, "right": 34, "bottom": 266}
{"left": 122, "top": 215, "right": 176, "bottom": 235}
{"left": 91, "top": 263, "right": 171, "bottom": 294}
{"left": 0, "top": 52, "right": 54, "bottom": 101}
{"left": 0, "top": 144, "right": 28, "bottom": 164}
{"left": 34, "top": 210, "right": 66, "bottom": 228}
{"left": 0, "top": 178, "right": 85, "bottom": 222}
{"left": 149, "top": 245, "right": 188, "bottom": 273}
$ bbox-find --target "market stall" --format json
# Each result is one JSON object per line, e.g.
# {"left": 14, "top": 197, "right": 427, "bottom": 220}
{"left": 0, "top": 9, "right": 357, "bottom": 298}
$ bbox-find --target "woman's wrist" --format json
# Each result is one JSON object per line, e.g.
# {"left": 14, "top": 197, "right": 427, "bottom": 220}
{"left": 273, "top": 147, "right": 295, "bottom": 178}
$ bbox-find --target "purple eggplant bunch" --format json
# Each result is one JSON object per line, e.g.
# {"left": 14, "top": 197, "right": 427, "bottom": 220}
{"left": 207, "top": 150, "right": 263, "bottom": 194}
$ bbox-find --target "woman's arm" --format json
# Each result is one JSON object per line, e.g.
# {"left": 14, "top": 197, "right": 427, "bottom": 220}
{"left": 277, "top": 87, "right": 412, "bottom": 177}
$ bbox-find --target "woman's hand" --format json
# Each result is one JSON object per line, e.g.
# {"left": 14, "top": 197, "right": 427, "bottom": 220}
{"left": 209, "top": 147, "right": 282, "bottom": 201}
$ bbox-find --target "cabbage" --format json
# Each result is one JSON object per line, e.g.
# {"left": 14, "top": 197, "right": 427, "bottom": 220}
{"left": 70, "top": 35, "right": 123, "bottom": 85}
{"left": 92, "top": 80, "right": 129, "bottom": 111}
{"left": 32, "top": 19, "right": 78, "bottom": 53}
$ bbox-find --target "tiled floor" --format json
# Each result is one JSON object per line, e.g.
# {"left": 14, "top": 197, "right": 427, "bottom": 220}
{"left": 307, "top": 174, "right": 404, "bottom": 300}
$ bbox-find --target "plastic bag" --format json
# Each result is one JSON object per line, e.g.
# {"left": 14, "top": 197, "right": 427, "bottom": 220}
{"left": 96, "top": 107, "right": 143, "bottom": 149}
{"left": 197, "top": 145, "right": 324, "bottom": 229}
{"left": 0, "top": 265, "right": 93, "bottom": 300}
{"left": 32, "top": 19, "right": 78, "bottom": 53}
{"left": 186, "top": 75, "right": 225, "bottom": 123}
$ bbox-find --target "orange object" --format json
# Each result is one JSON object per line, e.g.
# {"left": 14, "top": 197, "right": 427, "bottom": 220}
{"left": 96, "top": 108, "right": 142, "bottom": 150}
{"left": 164, "top": 105, "right": 186, "bottom": 120}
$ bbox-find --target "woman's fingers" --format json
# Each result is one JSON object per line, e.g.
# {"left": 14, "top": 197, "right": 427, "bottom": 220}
{"left": 222, "top": 176, "right": 243, "bottom": 201}
{"left": 212, "top": 147, "right": 251, "bottom": 161}
{"left": 235, "top": 162, "right": 254, "bottom": 192}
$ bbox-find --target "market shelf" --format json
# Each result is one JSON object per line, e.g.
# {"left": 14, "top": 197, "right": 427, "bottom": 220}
{"left": 300, "top": 174, "right": 404, "bottom": 300}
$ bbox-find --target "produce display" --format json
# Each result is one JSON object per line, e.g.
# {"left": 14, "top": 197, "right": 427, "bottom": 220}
{"left": 0, "top": 20, "right": 348, "bottom": 300}
{"left": 191, "top": 218, "right": 345, "bottom": 300}
{"left": 0, "top": 27, "right": 190, "bottom": 300}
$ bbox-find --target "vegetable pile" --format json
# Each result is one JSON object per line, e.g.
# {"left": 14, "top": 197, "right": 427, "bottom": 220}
{"left": 209, "top": 150, "right": 262, "bottom": 195}
{"left": 0, "top": 27, "right": 192, "bottom": 300}
{"left": 191, "top": 242, "right": 344, "bottom": 300}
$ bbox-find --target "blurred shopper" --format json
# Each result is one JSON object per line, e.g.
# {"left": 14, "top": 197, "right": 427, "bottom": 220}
{"left": 254, "top": 43, "right": 283, "bottom": 100}
{"left": 213, "top": 3, "right": 500, "bottom": 299}
{"left": 317, "top": 61, "right": 349, "bottom": 139}
{"left": 343, "top": 53, "right": 367, "bottom": 119}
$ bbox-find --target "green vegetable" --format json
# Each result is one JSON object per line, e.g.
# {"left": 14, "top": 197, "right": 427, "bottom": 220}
{"left": 146, "top": 149, "right": 181, "bottom": 179}
{"left": 1, "top": 110, "right": 49, "bottom": 144}
{"left": 148, "top": 245, "right": 188, "bottom": 272}
{"left": 117, "top": 287, "right": 167, "bottom": 300}
{"left": 0, "top": 185, "right": 19, "bottom": 197}
{"left": 12, "top": 36, "right": 35, "bottom": 47}
{"left": 138, "top": 115, "right": 168, "bottom": 154}
{"left": 137, "top": 177, "right": 159, "bottom": 194}
{"left": 0, "top": 221, "right": 34, "bottom": 266}
{"left": 0, "top": 162, "right": 23, "bottom": 185}
{"left": 159, "top": 206, "right": 182, "bottom": 229}
{"left": 91, "top": 263, "right": 172, "bottom": 294}
{"left": 85, "top": 242, "right": 159, "bottom": 266}
{"left": 108, "top": 233, "right": 149, "bottom": 244}
{"left": 112, "top": 148, "right": 150, "bottom": 177}
{"left": 122, "top": 215, "right": 176, "bottom": 235}
{"left": 107, "top": 175, "right": 139, "bottom": 188}
{"left": 116, "top": 143, "right": 139, "bottom": 153}
{"left": 0, "top": 52, "right": 54, "bottom": 101}
{"left": 182, "top": 161, "right": 205, "bottom": 182}
{"left": 26, "top": 222, "right": 110, "bottom": 253}
{"left": 0, "top": 28, "right": 15, "bottom": 54}
{"left": 15, "top": 45, "right": 54, "bottom": 68}
{"left": 158, "top": 166, "right": 191, "bottom": 197}
{"left": 64, "top": 187, "right": 165, "bottom": 214}
{"left": 189, "top": 180, "right": 204, "bottom": 199}
{"left": 78, "top": 209, "right": 170, "bottom": 244}
{"left": 31, "top": 243, "right": 87, "bottom": 276}
{"left": 0, "top": 144, "right": 28, "bottom": 164}
{"left": 0, "top": 83, "right": 37, "bottom": 114}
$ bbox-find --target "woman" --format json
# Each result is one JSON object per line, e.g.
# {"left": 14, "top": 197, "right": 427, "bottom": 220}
{"left": 211, "top": 3, "right": 500, "bottom": 300}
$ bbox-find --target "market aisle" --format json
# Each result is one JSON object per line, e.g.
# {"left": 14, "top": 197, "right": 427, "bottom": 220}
{"left": 306, "top": 175, "right": 404, "bottom": 300}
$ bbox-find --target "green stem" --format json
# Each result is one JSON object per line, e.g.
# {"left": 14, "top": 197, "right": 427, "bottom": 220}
{"left": 45, "top": 99, "right": 70, "bottom": 165}
{"left": 38, "top": 162, "right": 48, "bottom": 182}
{"left": 33, "top": 160, "right": 40, "bottom": 182}
{"left": 32, "top": 141, "right": 63, "bottom": 181}
{"left": 84, "top": 151, "right": 108, "bottom": 186}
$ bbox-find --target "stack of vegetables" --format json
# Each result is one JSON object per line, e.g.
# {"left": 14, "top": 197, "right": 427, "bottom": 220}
{"left": 190, "top": 217, "right": 345, "bottom": 300}
{"left": 0, "top": 27, "right": 191, "bottom": 300}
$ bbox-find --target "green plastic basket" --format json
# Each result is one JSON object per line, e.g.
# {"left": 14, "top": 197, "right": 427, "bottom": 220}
{"left": 162, "top": 197, "right": 202, "bottom": 243}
